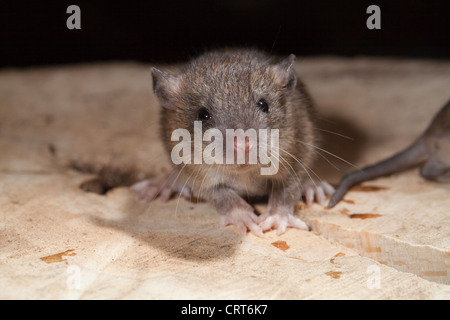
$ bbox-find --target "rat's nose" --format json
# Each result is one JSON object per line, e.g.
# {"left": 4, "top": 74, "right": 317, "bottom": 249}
{"left": 234, "top": 136, "right": 253, "bottom": 153}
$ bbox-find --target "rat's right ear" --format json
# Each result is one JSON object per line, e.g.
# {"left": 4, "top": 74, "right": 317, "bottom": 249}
{"left": 271, "top": 54, "right": 297, "bottom": 95}
{"left": 151, "top": 67, "right": 181, "bottom": 109}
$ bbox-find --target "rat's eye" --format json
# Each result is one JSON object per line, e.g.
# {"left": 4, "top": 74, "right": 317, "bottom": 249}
{"left": 197, "top": 107, "right": 212, "bottom": 121}
{"left": 257, "top": 98, "right": 269, "bottom": 113}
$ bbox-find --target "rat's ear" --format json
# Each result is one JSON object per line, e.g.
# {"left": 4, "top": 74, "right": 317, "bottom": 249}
{"left": 151, "top": 67, "right": 181, "bottom": 109}
{"left": 271, "top": 54, "right": 297, "bottom": 94}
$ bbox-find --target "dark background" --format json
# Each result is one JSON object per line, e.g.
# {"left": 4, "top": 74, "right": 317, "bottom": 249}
{"left": 0, "top": 0, "right": 449, "bottom": 68}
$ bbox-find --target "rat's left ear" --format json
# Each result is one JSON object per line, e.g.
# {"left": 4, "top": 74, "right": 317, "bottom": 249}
{"left": 271, "top": 54, "right": 297, "bottom": 94}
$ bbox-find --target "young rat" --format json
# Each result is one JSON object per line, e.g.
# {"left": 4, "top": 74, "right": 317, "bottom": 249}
{"left": 132, "top": 49, "right": 334, "bottom": 235}
{"left": 328, "top": 98, "right": 450, "bottom": 208}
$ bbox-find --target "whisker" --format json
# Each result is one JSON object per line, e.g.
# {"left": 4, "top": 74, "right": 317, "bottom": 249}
{"left": 278, "top": 147, "right": 318, "bottom": 187}
{"left": 260, "top": 147, "right": 293, "bottom": 184}
{"left": 295, "top": 140, "right": 360, "bottom": 170}
{"left": 170, "top": 163, "right": 188, "bottom": 191}
{"left": 314, "top": 149, "right": 340, "bottom": 171}
{"left": 282, "top": 147, "right": 324, "bottom": 183}
{"left": 316, "top": 128, "right": 354, "bottom": 140}
{"left": 175, "top": 165, "right": 195, "bottom": 217}
{"left": 269, "top": 148, "right": 299, "bottom": 182}
{"left": 198, "top": 164, "right": 213, "bottom": 202}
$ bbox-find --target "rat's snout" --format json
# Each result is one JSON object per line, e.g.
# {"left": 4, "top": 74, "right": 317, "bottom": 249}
{"left": 234, "top": 136, "right": 254, "bottom": 153}
{"left": 222, "top": 128, "right": 259, "bottom": 167}
{"left": 232, "top": 134, "right": 258, "bottom": 168}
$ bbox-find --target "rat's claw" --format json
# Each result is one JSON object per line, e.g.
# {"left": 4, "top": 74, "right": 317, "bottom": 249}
{"left": 258, "top": 212, "right": 309, "bottom": 235}
{"left": 131, "top": 175, "right": 191, "bottom": 203}
{"left": 220, "top": 208, "right": 263, "bottom": 237}
{"left": 301, "top": 180, "right": 335, "bottom": 206}
{"left": 305, "top": 188, "right": 314, "bottom": 206}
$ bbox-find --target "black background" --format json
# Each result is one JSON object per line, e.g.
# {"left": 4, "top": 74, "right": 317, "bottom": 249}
{"left": 0, "top": 0, "right": 449, "bottom": 68}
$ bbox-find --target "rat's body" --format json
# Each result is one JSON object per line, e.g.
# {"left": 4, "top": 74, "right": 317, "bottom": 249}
{"left": 132, "top": 49, "right": 334, "bottom": 235}
{"left": 328, "top": 99, "right": 450, "bottom": 208}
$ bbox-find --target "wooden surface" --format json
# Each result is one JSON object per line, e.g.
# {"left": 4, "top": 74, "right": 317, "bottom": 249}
{"left": 0, "top": 58, "right": 449, "bottom": 299}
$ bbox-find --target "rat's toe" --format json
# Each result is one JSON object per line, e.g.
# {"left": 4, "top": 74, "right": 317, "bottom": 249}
{"left": 301, "top": 180, "right": 335, "bottom": 206}
{"left": 259, "top": 212, "right": 308, "bottom": 235}
{"left": 221, "top": 208, "right": 262, "bottom": 236}
{"left": 131, "top": 175, "right": 191, "bottom": 203}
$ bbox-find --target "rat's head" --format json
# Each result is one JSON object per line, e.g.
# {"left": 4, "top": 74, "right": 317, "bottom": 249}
{"left": 151, "top": 49, "right": 307, "bottom": 175}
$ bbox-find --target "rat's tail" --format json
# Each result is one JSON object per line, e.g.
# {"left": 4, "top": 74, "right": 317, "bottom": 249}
{"left": 327, "top": 139, "right": 428, "bottom": 208}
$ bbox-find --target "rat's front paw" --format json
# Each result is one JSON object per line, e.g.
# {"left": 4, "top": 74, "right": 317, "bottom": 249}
{"left": 131, "top": 175, "right": 191, "bottom": 202}
{"left": 301, "top": 180, "right": 335, "bottom": 206}
{"left": 258, "top": 212, "right": 309, "bottom": 235}
{"left": 220, "top": 208, "right": 263, "bottom": 237}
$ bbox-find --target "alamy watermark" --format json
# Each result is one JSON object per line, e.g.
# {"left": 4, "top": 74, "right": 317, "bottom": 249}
{"left": 367, "top": 5, "right": 381, "bottom": 30}
{"left": 66, "top": 5, "right": 81, "bottom": 30}
{"left": 366, "top": 264, "right": 381, "bottom": 289}
{"left": 66, "top": 5, "right": 380, "bottom": 31}
{"left": 66, "top": 264, "right": 81, "bottom": 291}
